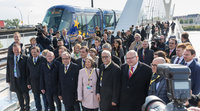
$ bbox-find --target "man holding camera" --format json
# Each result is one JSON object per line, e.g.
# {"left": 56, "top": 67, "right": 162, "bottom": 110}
{"left": 148, "top": 57, "right": 169, "bottom": 104}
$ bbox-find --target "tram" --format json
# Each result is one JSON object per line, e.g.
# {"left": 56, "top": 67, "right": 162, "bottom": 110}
{"left": 42, "top": 5, "right": 121, "bottom": 41}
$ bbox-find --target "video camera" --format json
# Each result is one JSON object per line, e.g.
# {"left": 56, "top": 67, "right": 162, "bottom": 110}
{"left": 142, "top": 64, "right": 191, "bottom": 111}
{"left": 35, "top": 23, "right": 44, "bottom": 36}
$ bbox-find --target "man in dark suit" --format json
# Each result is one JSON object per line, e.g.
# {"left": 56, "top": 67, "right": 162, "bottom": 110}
{"left": 6, "top": 43, "right": 30, "bottom": 111}
{"left": 165, "top": 38, "right": 177, "bottom": 59}
{"left": 53, "top": 31, "right": 63, "bottom": 49}
{"left": 171, "top": 43, "right": 186, "bottom": 64}
{"left": 148, "top": 57, "right": 169, "bottom": 104}
{"left": 183, "top": 47, "right": 200, "bottom": 95}
{"left": 91, "top": 36, "right": 102, "bottom": 56}
{"left": 138, "top": 40, "right": 154, "bottom": 66}
{"left": 40, "top": 51, "right": 61, "bottom": 111}
{"left": 119, "top": 50, "right": 152, "bottom": 111}
{"left": 61, "top": 29, "right": 72, "bottom": 52}
{"left": 96, "top": 50, "right": 121, "bottom": 111}
{"left": 58, "top": 51, "right": 80, "bottom": 111}
{"left": 76, "top": 46, "right": 89, "bottom": 69}
{"left": 98, "top": 43, "right": 121, "bottom": 67}
{"left": 26, "top": 46, "right": 48, "bottom": 111}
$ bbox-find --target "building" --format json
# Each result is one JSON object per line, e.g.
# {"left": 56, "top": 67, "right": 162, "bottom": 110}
{"left": 173, "top": 14, "right": 200, "bottom": 24}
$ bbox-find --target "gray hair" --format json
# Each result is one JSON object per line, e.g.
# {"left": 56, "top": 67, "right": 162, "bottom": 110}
{"left": 61, "top": 51, "right": 71, "bottom": 58}
{"left": 102, "top": 50, "right": 111, "bottom": 57}
{"left": 102, "top": 43, "right": 112, "bottom": 51}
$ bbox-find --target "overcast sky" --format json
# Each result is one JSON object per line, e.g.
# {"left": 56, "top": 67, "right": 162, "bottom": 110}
{"left": 0, "top": 0, "right": 200, "bottom": 25}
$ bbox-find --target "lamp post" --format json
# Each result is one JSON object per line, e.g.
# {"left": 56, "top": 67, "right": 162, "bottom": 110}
{"left": 28, "top": 10, "right": 32, "bottom": 25}
{"left": 14, "top": 6, "right": 23, "bottom": 26}
{"left": 91, "top": 0, "right": 94, "bottom": 8}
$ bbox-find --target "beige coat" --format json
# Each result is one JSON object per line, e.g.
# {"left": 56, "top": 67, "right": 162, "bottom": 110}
{"left": 77, "top": 68, "right": 99, "bottom": 109}
{"left": 129, "top": 41, "right": 143, "bottom": 52}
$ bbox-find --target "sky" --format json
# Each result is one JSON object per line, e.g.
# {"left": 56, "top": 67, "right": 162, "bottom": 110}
{"left": 0, "top": 0, "right": 200, "bottom": 25}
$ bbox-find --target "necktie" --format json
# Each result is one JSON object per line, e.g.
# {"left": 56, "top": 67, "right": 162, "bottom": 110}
{"left": 33, "top": 58, "right": 37, "bottom": 64}
{"left": 65, "top": 65, "right": 68, "bottom": 73}
{"left": 82, "top": 60, "right": 85, "bottom": 68}
{"left": 15, "top": 56, "right": 20, "bottom": 78}
{"left": 175, "top": 58, "right": 180, "bottom": 64}
{"left": 143, "top": 49, "right": 145, "bottom": 60}
{"left": 169, "top": 50, "right": 172, "bottom": 56}
{"left": 184, "top": 63, "right": 187, "bottom": 66}
{"left": 129, "top": 66, "right": 134, "bottom": 78}
{"left": 16, "top": 56, "right": 18, "bottom": 64}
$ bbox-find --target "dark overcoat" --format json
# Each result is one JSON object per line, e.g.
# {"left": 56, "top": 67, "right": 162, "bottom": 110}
{"left": 6, "top": 54, "right": 28, "bottom": 92}
{"left": 96, "top": 62, "right": 121, "bottom": 111}
{"left": 119, "top": 62, "right": 152, "bottom": 111}
{"left": 58, "top": 62, "right": 80, "bottom": 106}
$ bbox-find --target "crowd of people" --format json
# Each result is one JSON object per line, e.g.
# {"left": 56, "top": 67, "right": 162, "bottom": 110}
{"left": 6, "top": 21, "right": 200, "bottom": 111}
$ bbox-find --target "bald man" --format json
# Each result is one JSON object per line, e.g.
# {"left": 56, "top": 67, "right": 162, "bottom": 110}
{"left": 119, "top": 50, "right": 152, "bottom": 111}
{"left": 148, "top": 57, "right": 169, "bottom": 104}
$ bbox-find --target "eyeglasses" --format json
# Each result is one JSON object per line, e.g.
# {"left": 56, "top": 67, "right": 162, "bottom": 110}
{"left": 151, "top": 63, "right": 157, "bottom": 67}
{"left": 102, "top": 56, "right": 109, "bottom": 59}
{"left": 62, "top": 57, "right": 70, "bottom": 60}
{"left": 126, "top": 56, "right": 136, "bottom": 60}
{"left": 169, "top": 42, "right": 175, "bottom": 44}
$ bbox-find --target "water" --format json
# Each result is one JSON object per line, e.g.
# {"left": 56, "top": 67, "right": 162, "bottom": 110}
{"left": 188, "top": 31, "right": 200, "bottom": 59}
{"left": 0, "top": 36, "right": 35, "bottom": 49}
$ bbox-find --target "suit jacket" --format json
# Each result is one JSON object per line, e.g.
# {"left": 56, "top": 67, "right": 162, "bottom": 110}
{"left": 6, "top": 54, "right": 28, "bottom": 92}
{"left": 36, "top": 35, "right": 53, "bottom": 51}
{"left": 148, "top": 74, "right": 169, "bottom": 104}
{"left": 165, "top": 48, "right": 176, "bottom": 59}
{"left": 58, "top": 62, "right": 80, "bottom": 106}
{"left": 138, "top": 48, "right": 154, "bottom": 66}
{"left": 76, "top": 58, "right": 85, "bottom": 69}
{"left": 119, "top": 62, "right": 152, "bottom": 111}
{"left": 40, "top": 60, "right": 60, "bottom": 95}
{"left": 26, "top": 56, "right": 45, "bottom": 93}
{"left": 96, "top": 62, "right": 121, "bottom": 111}
{"left": 170, "top": 55, "right": 185, "bottom": 64}
{"left": 188, "top": 60, "right": 200, "bottom": 95}
{"left": 61, "top": 35, "right": 72, "bottom": 52}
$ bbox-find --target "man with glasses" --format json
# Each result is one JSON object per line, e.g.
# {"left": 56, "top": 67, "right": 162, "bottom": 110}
{"left": 166, "top": 38, "right": 177, "bottom": 59}
{"left": 148, "top": 57, "right": 169, "bottom": 104}
{"left": 58, "top": 51, "right": 80, "bottom": 111}
{"left": 96, "top": 50, "right": 121, "bottom": 111}
{"left": 119, "top": 50, "right": 152, "bottom": 111}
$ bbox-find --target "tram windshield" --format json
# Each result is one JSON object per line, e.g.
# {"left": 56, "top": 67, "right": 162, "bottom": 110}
{"left": 42, "top": 8, "right": 72, "bottom": 31}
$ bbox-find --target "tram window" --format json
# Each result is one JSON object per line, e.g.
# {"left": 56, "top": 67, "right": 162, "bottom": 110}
{"left": 94, "top": 15, "right": 100, "bottom": 28}
{"left": 58, "top": 10, "right": 72, "bottom": 31}
{"left": 87, "top": 15, "right": 95, "bottom": 30}
{"left": 82, "top": 15, "right": 87, "bottom": 34}
{"left": 105, "top": 14, "right": 114, "bottom": 28}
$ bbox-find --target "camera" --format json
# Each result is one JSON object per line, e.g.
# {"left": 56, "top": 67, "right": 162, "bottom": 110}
{"left": 142, "top": 64, "right": 191, "bottom": 111}
{"left": 35, "top": 23, "right": 44, "bottom": 36}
